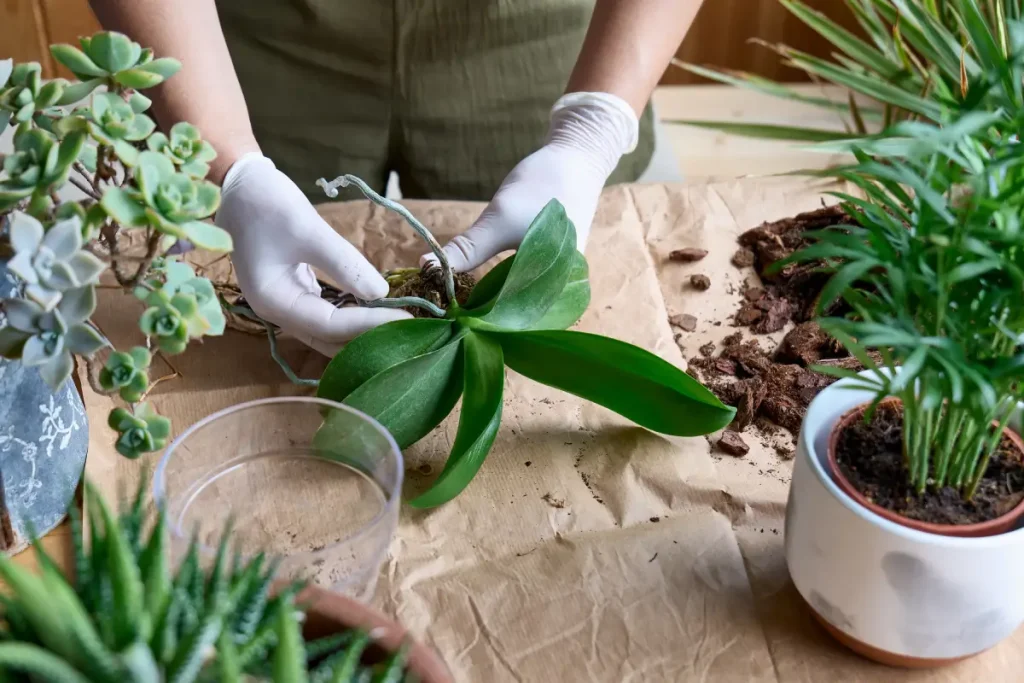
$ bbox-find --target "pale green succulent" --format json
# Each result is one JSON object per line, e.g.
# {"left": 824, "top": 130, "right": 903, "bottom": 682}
{"left": 59, "top": 92, "right": 156, "bottom": 167}
{"left": 147, "top": 122, "right": 217, "bottom": 178}
{"left": 108, "top": 402, "right": 170, "bottom": 458}
{"left": 99, "top": 346, "right": 152, "bottom": 402}
{"left": 0, "top": 286, "right": 107, "bottom": 389}
{"left": 0, "top": 61, "right": 70, "bottom": 135}
{"left": 138, "top": 288, "right": 210, "bottom": 355}
{"left": 0, "top": 128, "right": 86, "bottom": 215}
{"left": 144, "top": 259, "right": 226, "bottom": 336}
{"left": 101, "top": 151, "right": 231, "bottom": 251}
{"left": 6, "top": 212, "right": 105, "bottom": 311}
{"left": 50, "top": 31, "right": 181, "bottom": 93}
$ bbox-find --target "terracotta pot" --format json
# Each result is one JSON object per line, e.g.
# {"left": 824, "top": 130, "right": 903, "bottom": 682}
{"left": 784, "top": 369, "right": 1024, "bottom": 668}
{"left": 828, "top": 399, "right": 1024, "bottom": 538}
{"left": 299, "top": 585, "right": 453, "bottom": 683}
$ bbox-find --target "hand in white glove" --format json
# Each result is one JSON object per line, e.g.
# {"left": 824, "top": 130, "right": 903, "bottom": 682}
{"left": 216, "top": 153, "right": 408, "bottom": 357}
{"left": 428, "top": 92, "right": 639, "bottom": 272}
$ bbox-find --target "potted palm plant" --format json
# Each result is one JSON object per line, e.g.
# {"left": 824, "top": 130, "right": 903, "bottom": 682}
{"left": 782, "top": 106, "right": 1024, "bottom": 666}
{"left": 0, "top": 481, "right": 451, "bottom": 681}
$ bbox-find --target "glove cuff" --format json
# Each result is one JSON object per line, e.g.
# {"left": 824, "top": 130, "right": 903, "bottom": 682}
{"left": 222, "top": 152, "right": 275, "bottom": 194}
{"left": 547, "top": 92, "right": 640, "bottom": 176}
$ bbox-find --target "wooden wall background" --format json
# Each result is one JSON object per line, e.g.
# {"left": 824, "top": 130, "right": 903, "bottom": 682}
{"left": 2, "top": 0, "right": 853, "bottom": 83}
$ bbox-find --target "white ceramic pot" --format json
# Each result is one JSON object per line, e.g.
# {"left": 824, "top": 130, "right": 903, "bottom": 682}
{"left": 785, "top": 370, "right": 1024, "bottom": 667}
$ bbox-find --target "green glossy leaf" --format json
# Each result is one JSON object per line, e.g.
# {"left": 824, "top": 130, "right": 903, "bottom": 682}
{"left": 113, "top": 139, "right": 140, "bottom": 166}
{"left": 0, "top": 110, "right": 10, "bottom": 136}
{"left": 482, "top": 199, "right": 575, "bottom": 329}
{"left": 331, "top": 341, "right": 463, "bottom": 449}
{"left": 101, "top": 187, "right": 148, "bottom": 226}
{"left": 88, "top": 32, "right": 136, "bottom": 72}
{"left": 318, "top": 318, "right": 454, "bottom": 402}
{"left": 411, "top": 333, "right": 504, "bottom": 508}
{"left": 55, "top": 131, "right": 86, "bottom": 176}
{"left": 487, "top": 330, "right": 735, "bottom": 435}
{"left": 56, "top": 78, "right": 102, "bottom": 107}
{"left": 125, "top": 113, "right": 156, "bottom": 142}
{"left": 35, "top": 80, "right": 65, "bottom": 109}
{"left": 462, "top": 256, "right": 515, "bottom": 311}
{"left": 129, "top": 92, "right": 152, "bottom": 113}
{"left": 114, "top": 68, "right": 165, "bottom": 90}
{"left": 180, "top": 221, "right": 232, "bottom": 251}
{"left": 51, "top": 44, "right": 107, "bottom": 77}
{"left": 137, "top": 57, "right": 182, "bottom": 79}
{"left": 531, "top": 251, "right": 590, "bottom": 329}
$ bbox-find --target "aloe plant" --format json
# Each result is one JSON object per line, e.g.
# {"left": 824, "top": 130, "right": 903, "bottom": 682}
{"left": 313, "top": 177, "right": 736, "bottom": 507}
{"left": 0, "top": 481, "right": 416, "bottom": 681}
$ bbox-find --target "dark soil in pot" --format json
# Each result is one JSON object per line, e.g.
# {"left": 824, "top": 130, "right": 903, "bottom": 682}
{"left": 386, "top": 265, "right": 476, "bottom": 317}
{"left": 832, "top": 401, "right": 1024, "bottom": 531}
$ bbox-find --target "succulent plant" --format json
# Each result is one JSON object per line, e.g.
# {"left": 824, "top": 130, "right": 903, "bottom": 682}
{"left": 138, "top": 288, "right": 208, "bottom": 355}
{"left": 153, "top": 259, "right": 226, "bottom": 334}
{"left": 99, "top": 346, "right": 152, "bottom": 402}
{"left": 50, "top": 31, "right": 181, "bottom": 91}
{"left": 59, "top": 92, "right": 156, "bottom": 167}
{"left": 147, "top": 122, "right": 217, "bottom": 178}
{"left": 0, "top": 286, "right": 106, "bottom": 389}
{"left": 6, "top": 212, "right": 105, "bottom": 310}
{"left": 101, "top": 151, "right": 231, "bottom": 251}
{"left": 107, "top": 402, "right": 169, "bottom": 458}
{"left": 0, "top": 481, "right": 416, "bottom": 680}
{"left": 0, "top": 128, "right": 86, "bottom": 214}
{"left": 0, "top": 61, "right": 73, "bottom": 134}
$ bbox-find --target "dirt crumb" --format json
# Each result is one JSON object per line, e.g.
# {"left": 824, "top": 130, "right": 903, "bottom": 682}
{"left": 690, "top": 274, "right": 711, "bottom": 291}
{"left": 731, "top": 248, "right": 756, "bottom": 268}
{"left": 670, "top": 313, "right": 697, "bottom": 332}
{"left": 542, "top": 493, "right": 565, "bottom": 509}
{"left": 669, "top": 248, "right": 708, "bottom": 263}
{"left": 699, "top": 341, "right": 716, "bottom": 357}
{"left": 718, "top": 431, "right": 750, "bottom": 457}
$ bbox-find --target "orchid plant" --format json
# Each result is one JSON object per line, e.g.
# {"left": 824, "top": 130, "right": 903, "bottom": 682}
{"left": 0, "top": 31, "right": 233, "bottom": 459}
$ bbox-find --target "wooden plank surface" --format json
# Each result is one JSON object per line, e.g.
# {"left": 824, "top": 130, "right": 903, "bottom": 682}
{"left": 1, "top": 0, "right": 51, "bottom": 73}
{"left": 39, "top": 0, "right": 100, "bottom": 79}
{"left": 667, "top": 0, "right": 861, "bottom": 85}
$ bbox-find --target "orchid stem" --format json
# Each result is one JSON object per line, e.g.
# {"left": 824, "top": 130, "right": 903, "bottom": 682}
{"left": 316, "top": 174, "right": 456, "bottom": 303}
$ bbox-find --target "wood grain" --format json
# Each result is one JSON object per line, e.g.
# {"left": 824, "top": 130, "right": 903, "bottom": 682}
{"left": 38, "top": 0, "right": 100, "bottom": 79}
{"left": 666, "top": 0, "right": 861, "bottom": 85}
{"left": 1, "top": 0, "right": 50, "bottom": 73}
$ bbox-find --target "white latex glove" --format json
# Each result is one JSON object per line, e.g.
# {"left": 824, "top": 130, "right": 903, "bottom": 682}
{"left": 428, "top": 92, "right": 639, "bottom": 272}
{"left": 216, "top": 153, "right": 408, "bottom": 357}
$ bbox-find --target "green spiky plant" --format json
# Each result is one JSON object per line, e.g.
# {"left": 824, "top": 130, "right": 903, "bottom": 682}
{"left": 0, "top": 31, "right": 233, "bottom": 460}
{"left": 0, "top": 481, "right": 416, "bottom": 681}
{"left": 673, "top": 0, "right": 1023, "bottom": 152}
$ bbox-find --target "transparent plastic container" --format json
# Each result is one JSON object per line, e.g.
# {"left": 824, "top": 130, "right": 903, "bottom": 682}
{"left": 153, "top": 397, "right": 402, "bottom": 600}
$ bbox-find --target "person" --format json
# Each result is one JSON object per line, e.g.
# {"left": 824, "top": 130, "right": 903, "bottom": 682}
{"left": 89, "top": 0, "right": 703, "bottom": 356}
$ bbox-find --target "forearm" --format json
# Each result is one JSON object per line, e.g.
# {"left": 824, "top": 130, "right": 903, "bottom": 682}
{"left": 89, "top": 0, "right": 258, "bottom": 182}
{"left": 567, "top": 0, "right": 704, "bottom": 115}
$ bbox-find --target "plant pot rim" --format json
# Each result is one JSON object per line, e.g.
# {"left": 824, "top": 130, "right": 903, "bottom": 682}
{"left": 801, "top": 371, "right": 1024, "bottom": 547}
{"left": 827, "top": 398, "right": 1024, "bottom": 537}
{"left": 299, "top": 584, "right": 453, "bottom": 683}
